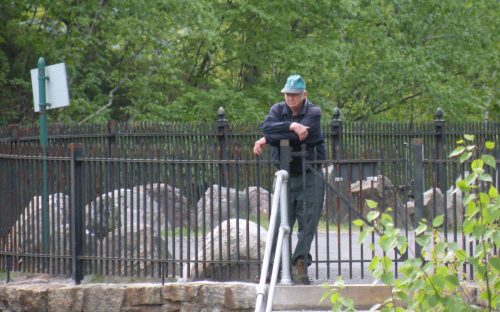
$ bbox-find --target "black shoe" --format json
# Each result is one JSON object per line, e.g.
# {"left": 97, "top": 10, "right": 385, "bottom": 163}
{"left": 292, "top": 258, "right": 310, "bottom": 285}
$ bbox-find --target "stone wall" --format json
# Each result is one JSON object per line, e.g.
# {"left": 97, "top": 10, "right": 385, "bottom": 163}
{"left": 0, "top": 282, "right": 256, "bottom": 312}
{"left": 0, "top": 282, "right": 483, "bottom": 311}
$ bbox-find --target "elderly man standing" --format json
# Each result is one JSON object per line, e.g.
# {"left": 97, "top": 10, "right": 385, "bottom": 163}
{"left": 254, "top": 74, "right": 325, "bottom": 284}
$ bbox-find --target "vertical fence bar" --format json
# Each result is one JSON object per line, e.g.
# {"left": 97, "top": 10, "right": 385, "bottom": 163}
{"left": 217, "top": 107, "right": 229, "bottom": 187}
{"left": 70, "top": 143, "right": 84, "bottom": 284}
{"left": 412, "top": 139, "right": 424, "bottom": 258}
{"left": 434, "top": 108, "right": 448, "bottom": 236}
{"left": 331, "top": 107, "right": 342, "bottom": 161}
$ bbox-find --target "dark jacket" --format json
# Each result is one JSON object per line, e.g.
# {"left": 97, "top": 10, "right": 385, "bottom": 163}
{"left": 262, "top": 99, "right": 325, "bottom": 174}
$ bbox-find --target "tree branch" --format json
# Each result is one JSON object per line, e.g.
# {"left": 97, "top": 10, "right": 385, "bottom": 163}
{"left": 79, "top": 79, "right": 124, "bottom": 124}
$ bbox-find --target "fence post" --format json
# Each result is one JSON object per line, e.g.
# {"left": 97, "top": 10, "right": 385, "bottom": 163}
{"left": 279, "top": 140, "right": 291, "bottom": 172}
{"left": 434, "top": 108, "right": 446, "bottom": 193}
{"left": 412, "top": 139, "right": 424, "bottom": 258}
{"left": 331, "top": 107, "right": 342, "bottom": 161}
{"left": 216, "top": 107, "right": 229, "bottom": 186}
{"left": 107, "top": 120, "right": 117, "bottom": 156}
{"left": 6, "top": 125, "right": 19, "bottom": 242}
{"left": 70, "top": 143, "right": 84, "bottom": 284}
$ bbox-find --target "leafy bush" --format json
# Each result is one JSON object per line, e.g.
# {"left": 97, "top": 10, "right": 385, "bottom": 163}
{"left": 323, "top": 136, "right": 498, "bottom": 311}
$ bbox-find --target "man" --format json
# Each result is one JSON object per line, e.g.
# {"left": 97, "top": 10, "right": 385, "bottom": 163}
{"left": 254, "top": 74, "right": 325, "bottom": 284}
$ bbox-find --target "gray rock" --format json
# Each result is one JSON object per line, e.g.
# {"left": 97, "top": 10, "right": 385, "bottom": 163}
{"left": 350, "top": 175, "right": 408, "bottom": 229}
{"left": 322, "top": 165, "right": 357, "bottom": 223}
{"left": 8, "top": 193, "right": 70, "bottom": 254}
{"left": 196, "top": 185, "right": 249, "bottom": 227}
{"left": 143, "top": 183, "right": 191, "bottom": 228}
{"left": 245, "top": 186, "right": 271, "bottom": 218}
{"left": 86, "top": 188, "right": 165, "bottom": 239}
{"left": 183, "top": 219, "right": 267, "bottom": 281}
{"left": 101, "top": 224, "right": 171, "bottom": 276}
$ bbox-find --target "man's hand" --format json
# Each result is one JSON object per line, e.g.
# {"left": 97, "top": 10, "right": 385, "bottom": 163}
{"left": 290, "top": 122, "right": 309, "bottom": 141}
{"left": 253, "top": 137, "right": 267, "bottom": 155}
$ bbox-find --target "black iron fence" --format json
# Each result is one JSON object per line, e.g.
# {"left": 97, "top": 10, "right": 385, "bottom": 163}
{"left": 0, "top": 108, "right": 498, "bottom": 284}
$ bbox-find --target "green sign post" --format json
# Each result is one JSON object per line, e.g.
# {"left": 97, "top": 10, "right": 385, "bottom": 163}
{"left": 31, "top": 57, "right": 70, "bottom": 260}
{"left": 37, "top": 57, "right": 49, "bottom": 255}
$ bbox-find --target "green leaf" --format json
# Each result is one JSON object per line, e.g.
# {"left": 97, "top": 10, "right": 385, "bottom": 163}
{"left": 396, "top": 235, "right": 408, "bottom": 254}
{"left": 416, "top": 234, "right": 431, "bottom": 247}
{"left": 381, "top": 271, "right": 394, "bottom": 285}
{"left": 369, "top": 256, "right": 380, "bottom": 272}
{"left": 366, "top": 199, "right": 378, "bottom": 209}
{"left": 490, "top": 257, "right": 500, "bottom": 272}
{"left": 445, "top": 275, "right": 460, "bottom": 288}
{"left": 489, "top": 186, "right": 498, "bottom": 199}
{"left": 449, "top": 146, "right": 465, "bottom": 158}
{"left": 353, "top": 219, "right": 365, "bottom": 227}
{"left": 482, "top": 154, "right": 496, "bottom": 169}
{"left": 479, "top": 173, "right": 493, "bottom": 182}
{"left": 463, "top": 193, "right": 477, "bottom": 206}
{"left": 479, "top": 193, "right": 490, "bottom": 205}
{"left": 459, "top": 151, "right": 472, "bottom": 163}
{"left": 358, "top": 228, "right": 373, "bottom": 244}
{"left": 485, "top": 141, "right": 495, "bottom": 150}
{"left": 415, "top": 222, "right": 427, "bottom": 235}
{"left": 463, "top": 219, "right": 474, "bottom": 235}
{"left": 381, "top": 256, "right": 392, "bottom": 271}
{"left": 367, "top": 211, "right": 380, "bottom": 222}
{"left": 464, "top": 134, "right": 475, "bottom": 141}
{"left": 456, "top": 179, "right": 470, "bottom": 193}
{"left": 379, "top": 235, "right": 397, "bottom": 253}
{"left": 432, "top": 215, "right": 444, "bottom": 228}
{"left": 466, "top": 202, "right": 479, "bottom": 218}
{"left": 473, "top": 224, "right": 486, "bottom": 238}
{"left": 471, "top": 159, "right": 484, "bottom": 170}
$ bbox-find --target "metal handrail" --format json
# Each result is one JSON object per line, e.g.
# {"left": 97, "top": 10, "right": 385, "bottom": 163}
{"left": 255, "top": 170, "right": 292, "bottom": 312}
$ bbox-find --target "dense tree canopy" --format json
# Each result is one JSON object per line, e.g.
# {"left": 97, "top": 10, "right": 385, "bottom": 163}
{"left": 0, "top": 0, "right": 498, "bottom": 126}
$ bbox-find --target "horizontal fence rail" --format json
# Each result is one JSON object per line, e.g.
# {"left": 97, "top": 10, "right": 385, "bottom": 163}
{"left": 0, "top": 108, "right": 499, "bottom": 284}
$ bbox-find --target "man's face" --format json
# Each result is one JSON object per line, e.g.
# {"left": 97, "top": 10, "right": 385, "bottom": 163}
{"left": 284, "top": 91, "right": 307, "bottom": 112}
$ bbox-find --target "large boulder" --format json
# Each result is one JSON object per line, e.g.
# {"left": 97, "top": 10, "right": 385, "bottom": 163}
{"left": 101, "top": 224, "right": 171, "bottom": 276}
{"left": 423, "top": 188, "right": 444, "bottom": 221}
{"left": 196, "top": 185, "right": 249, "bottom": 227}
{"left": 446, "top": 186, "right": 464, "bottom": 227}
{"left": 183, "top": 218, "right": 267, "bottom": 281}
{"left": 408, "top": 186, "right": 464, "bottom": 228}
{"left": 322, "top": 165, "right": 357, "bottom": 223}
{"left": 8, "top": 193, "right": 71, "bottom": 254}
{"left": 245, "top": 186, "right": 271, "bottom": 218}
{"left": 142, "top": 183, "right": 190, "bottom": 228}
{"left": 86, "top": 188, "right": 165, "bottom": 239}
{"left": 350, "top": 175, "right": 408, "bottom": 229}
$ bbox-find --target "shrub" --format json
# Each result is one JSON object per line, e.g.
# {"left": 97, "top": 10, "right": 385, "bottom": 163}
{"left": 323, "top": 136, "right": 498, "bottom": 311}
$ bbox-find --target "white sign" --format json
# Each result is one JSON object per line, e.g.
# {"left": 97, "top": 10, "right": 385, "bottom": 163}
{"left": 31, "top": 62, "right": 70, "bottom": 112}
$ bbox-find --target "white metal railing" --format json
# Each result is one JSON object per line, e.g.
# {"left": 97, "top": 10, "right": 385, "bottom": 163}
{"left": 255, "top": 170, "right": 292, "bottom": 312}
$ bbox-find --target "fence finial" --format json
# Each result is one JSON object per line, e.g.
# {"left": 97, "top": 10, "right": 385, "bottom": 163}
{"left": 434, "top": 107, "right": 444, "bottom": 121}
{"left": 217, "top": 106, "right": 227, "bottom": 122}
{"left": 332, "top": 107, "right": 341, "bottom": 121}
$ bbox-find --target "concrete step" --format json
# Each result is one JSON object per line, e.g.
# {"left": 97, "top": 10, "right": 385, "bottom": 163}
{"left": 270, "top": 284, "right": 390, "bottom": 311}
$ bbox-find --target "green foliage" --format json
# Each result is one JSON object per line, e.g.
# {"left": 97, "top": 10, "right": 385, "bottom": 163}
{"left": 324, "top": 136, "right": 498, "bottom": 311}
{"left": 320, "top": 277, "right": 355, "bottom": 312}
{"left": 0, "top": 0, "right": 498, "bottom": 126}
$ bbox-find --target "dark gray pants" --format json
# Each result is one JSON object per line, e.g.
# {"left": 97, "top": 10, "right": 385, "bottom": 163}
{"left": 270, "top": 171, "right": 325, "bottom": 267}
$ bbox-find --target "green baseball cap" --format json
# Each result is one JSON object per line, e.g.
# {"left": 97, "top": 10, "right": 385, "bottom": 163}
{"left": 281, "top": 74, "right": 306, "bottom": 93}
